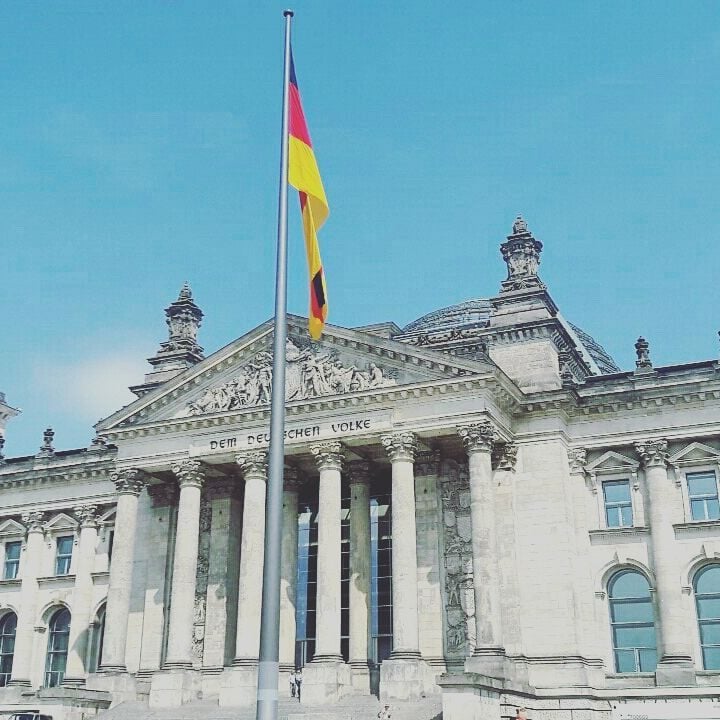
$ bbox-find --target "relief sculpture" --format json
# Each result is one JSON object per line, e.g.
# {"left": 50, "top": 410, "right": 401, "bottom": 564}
{"left": 187, "top": 339, "right": 396, "bottom": 415}
{"left": 440, "top": 459, "right": 475, "bottom": 657}
{"left": 191, "top": 496, "right": 212, "bottom": 666}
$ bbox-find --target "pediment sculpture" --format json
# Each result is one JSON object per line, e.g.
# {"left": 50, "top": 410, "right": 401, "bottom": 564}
{"left": 187, "top": 339, "right": 397, "bottom": 415}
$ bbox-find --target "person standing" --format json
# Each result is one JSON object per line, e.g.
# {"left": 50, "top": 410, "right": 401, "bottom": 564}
{"left": 378, "top": 703, "right": 391, "bottom": 719}
{"left": 295, "top": 668, "right": 303, "bottom": 702}
{"left": 289, "top": 669, "right": 296, "bottom": 698}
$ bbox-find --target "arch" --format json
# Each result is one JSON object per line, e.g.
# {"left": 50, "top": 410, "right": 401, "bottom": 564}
{"left": 607, "top": 568, "right": 658, "bottom": 673}
{"left": 44, "top": 606, "right": 71, "bottom": 687}
{"left": 37, "top": 600, "right": 70, "bottom": 628}
{"left": 0, "top": 611, "right": 17, "bottom": 687}
{"left": 88, "top": 601, "right": 107, "bottom": 673}
{"left": 693, "top": 564, "right": 720, "bottom": 670}
{"left": 596, "top": 558, "right": 655, "bottom": 595}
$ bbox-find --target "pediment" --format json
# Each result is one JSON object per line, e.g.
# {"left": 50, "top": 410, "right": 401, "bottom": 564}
{"left": 586, "top": 450, "right": 640, "bottom": 475}
{"left": 0, "top": 519, "right": 26, "bottom": 539}
{"left": 44, "top": 512, "right": 78, "bottom": 533}
{"left": 98, "top": 316, "right": 498, "bottom": 431}
{"left": 669, "top": 442, "right": 720, "bottom": 466}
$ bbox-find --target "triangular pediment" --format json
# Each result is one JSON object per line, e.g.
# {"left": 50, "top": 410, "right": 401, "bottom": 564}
{"left": 586, "top": 450, "right": 640, "bottom": 475}
{"left": 98, "top": 315, "right": 500, "bottom": 431}
{"left": 0, "top": 519, "right": 26, "bottom": 539}
{"left": 44, "top": 512, "right": 78, "bottom": 533}
{"left": 670, "top": 442, "right": 720, "bottom": 466}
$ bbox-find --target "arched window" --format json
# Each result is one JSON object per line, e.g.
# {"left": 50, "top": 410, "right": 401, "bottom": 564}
{"left": 45, "top": 608, "right": 71, "bottom": 687}
{"left": 0, "top": 612, "right": 17, "bottom": 686}
{"left": 89, "top": 604, "right": 106, "bottom": 673}
{"left": 608, "top": 570, "right": 657, "bottom": 673}
{"left": 695, "top": 565, "right": 720, "bottom": 669}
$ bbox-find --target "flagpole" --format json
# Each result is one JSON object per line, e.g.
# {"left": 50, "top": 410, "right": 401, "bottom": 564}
{"left": 256, "top": 9, "right": 293, "bottom": 720}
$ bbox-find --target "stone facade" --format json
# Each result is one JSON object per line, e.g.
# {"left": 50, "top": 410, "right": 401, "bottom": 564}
{"left": 1, "top": 220, "right": 720, "bottom": 720}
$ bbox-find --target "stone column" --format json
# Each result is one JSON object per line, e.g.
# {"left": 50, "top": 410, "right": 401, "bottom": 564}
{"left": 63, "top": 505, "right": 99, "bottom": 686}
{"left": 279, "top": 466, "right": 301, "bottom": 672}
{"left": 8, "top": 511, "right": 45, "bottom": 686}
{"left": 348, "top": 460, "right": 371, "bottom": 691}
{"left": 99, "top": 469, "right": 147, "bottom": 672}
{"left": 301, "top": 441, "right": 350, "bottom": 704}
{"left": 379, "top": 431, "right": 430, "bottom": 701}
{"left": 219, "top": 450, "right": 268, "bottom": 708}
{"left": 636, "top": 439, "right": 695, "bottom": 685}
{"left": 163, "top": 460, "right": 206, "bottom": 669}
{"left": 458, "top": 422, "right": 505, "bottom": 677}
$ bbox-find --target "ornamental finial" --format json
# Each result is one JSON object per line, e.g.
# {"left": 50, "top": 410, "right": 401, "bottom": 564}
{"left": 512, "top": 215, "right": 528, "bottom": 234}
{"left": 37, "top": 427, "right": 55, "bottom": 458}
{"left": 499, "top": 216, "right": 545, "bottom": 293}
{"left": 634, "top": 336, "right": 652, "bottom": 371}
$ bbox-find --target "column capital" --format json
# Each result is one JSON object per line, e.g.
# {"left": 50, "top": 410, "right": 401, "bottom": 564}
{"left": 635, "top": 439, "right": 669, "bottom": 469}
{"left": 73, "top": 504, "right": 98, "bottom": 528}
{"left": 347, "top": 460, "right": 372, "bottom": 485}
{"left": 21, "top": 510, "right": 45, "bottom": 533}
{"left": 171, "top": 459, "right": 207, "bottom": 489}
{"left": 567, "top": 448, "right": 588, "bottom": 475}
{"left": 112, "top": 468, "right": 149, "bottom": 495}
{"left": 415, "top": 450, "right": 441, "bottom": 477}
{"left": 458, "top": 421, "right": 495, "bottom": 454}
{"left": 283, "top": 465, "right": 304, "bottom": 492}
{"left": 310, "top": 441, "right": 344, "bottom": 472}
{"left": 493, "top": 442, "right": 518, "bottom": 472}
{"left": 381, "top": 431, "right": 417, "bottom": 462}
{"left": 235, "top": 450, "right": 268, "bottom": 481}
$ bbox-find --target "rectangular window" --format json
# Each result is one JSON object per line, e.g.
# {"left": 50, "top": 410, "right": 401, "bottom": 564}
{"left": 688, "top": 471, "right": 720, "bottom": 521}
{"left": 603, "top": 480, "right": 633, "bottom": 528}
{"left": 55, "top": 536, "right": 73, "bottom": 575}
{"left": 3, "top": 541, "right": 20, "bottom": 580}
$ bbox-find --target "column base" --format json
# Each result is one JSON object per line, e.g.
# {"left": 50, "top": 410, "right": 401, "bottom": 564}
{"left": 219, "top": 665, "right": 258, "bottom": 707}
{"left": 380, "top": 655, "right": 434, "bottom": 701}
{"left": 61, "top": 676, "right": 86, "bottom": 688}
{"left": 349, "top": 659, "right": 371, "bottom": 693}
{"left": 231, "top": 656, "right": 258, "bottom": 667}
{"left": 149, "top": 669, "right": 201, "bottom": 708}
{"left": 464, "top": 647, "right": 507, "bottom": 680}
{"left": 6, "top": 679, "right": 31, "bottom": 687}
{"left": 301, "top": 658, "right": 351, "bottom": 705}
{"left": 655, "top": 657, "right": 696, "bottom": 687}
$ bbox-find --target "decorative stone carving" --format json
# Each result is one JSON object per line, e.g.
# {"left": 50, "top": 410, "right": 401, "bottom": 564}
{"left": 192, "top": 493, "right": 212, "bottom": 666}
{"left": 635, "top": 439, "right": 668, "bottom": 468}
{"left": 111, "top": 468, "right": 148, "bottom": 495}
{"left": 21, "top": 510, "right": 45, "bottom": 532}
{"left": 492, "top": 442, "right": 518, "bottom": 472}
{"left": 558, "top": 351, "right": 576, "bottom": 387}
{"left": 186, "top": 339, "right": 397, "bottom": 415}
{"left": 0, "top": 436, "right": 5, "bottom": 465}
{"left": 567, "top": 448, "right": 588, "bottom": 475}
{"left": 440, "top": 461, "right": 474, "bottom": 656}
{"left": 171, "top": 459, "right": 207, "bottom": 489}
{"left": 499, "top": 216, "right": 546, "bottom": 293}
{"left": 310, "top": 441, "right": 344, "bottom": 472}
{"left": 37, "top": 428, "right": 55, "bottom": 458}
{"left": 415, "top": 450, "right": 441, "bottom": 477}
{"left": 381, "top": 432, "right": 417, "bottom": 463}
{"left": 73, "top": 504, "right": 98, "bottom": 528}
{"left": 635, "top": 336, "right": 652, "bottom": 370}
{"left": 458, "top": 422, "right": 495, "bottom": 454}
{"left": 235, "top": 450, "right": 268, "bottom": 480}
{"left": 347, "top": 460, "right": 371, "bottom": 485}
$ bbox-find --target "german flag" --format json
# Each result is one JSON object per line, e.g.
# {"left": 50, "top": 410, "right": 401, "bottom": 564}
{"left": 288, "top": 48, "right": 329, "bottom": 340}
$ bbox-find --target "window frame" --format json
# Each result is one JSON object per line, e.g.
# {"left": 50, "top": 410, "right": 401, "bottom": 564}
{"left": 592, "top": 470, "right": 642, "bottom": 530}
{"left": 0, "top": 611, "right": 17, "bottom": 686}
{"left": 681, "top": 466, "right": 720, "bottom": 523}
{"left": 44, "top": 607, "right": 71, "bottom": 687}
{"left": 54, "top": 535, "right": 74, "bottom": 576}
{"left": 2, "top": 541, "right": 21, "bottom": 581}
{"left": 602, "top": 479, "right": 634, "bottom": 529}
{"left": 694, "top": 564, "right": 720, "bottom": 670}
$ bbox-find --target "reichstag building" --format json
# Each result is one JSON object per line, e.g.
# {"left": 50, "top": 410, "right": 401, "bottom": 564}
{"left": 1, "top": 217, "right": 719, "bottom": 720}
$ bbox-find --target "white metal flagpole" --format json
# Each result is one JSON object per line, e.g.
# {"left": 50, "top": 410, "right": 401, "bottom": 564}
{"left": 256, "top": 9, "right": 293, "bottom": 720}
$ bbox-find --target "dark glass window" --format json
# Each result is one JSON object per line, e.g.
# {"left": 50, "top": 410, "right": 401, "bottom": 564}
{"left": 45, "top": 608, "right": 71, "bottom": 687}
{"left": 603, "top": 480, "right": 633, "bottom": 528}
{"left": 0, "top": 612, "right": 17, "bottom": 686}
{"left": 295, "top": 505, "right": 318, "bottom": 668}
{"left": 695, "top": 565, "right": 720, "bottom": 669}
{"left": 55, "top": 536, "right": 73, "bottom": 576}
{"left": 688, "top": 472, "right": 720, "bottom": 522}
{"left": 370, "top": 494, "right": 392, "bottom": 665}
{"left": 608, "top": 570, "right": 657, "bottom": 673}
{"left": 3, "top": 542, "right": 20, "bottom": 580}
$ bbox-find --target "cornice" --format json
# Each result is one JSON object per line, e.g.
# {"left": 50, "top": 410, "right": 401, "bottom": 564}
{"left": 0, "top": 461, "right": 116, "bottom": 490}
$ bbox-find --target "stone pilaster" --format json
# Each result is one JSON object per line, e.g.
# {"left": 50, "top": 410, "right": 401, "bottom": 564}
{"left": 279, "top": 467, "right": 301, "bottom": 672}
{"left": 8, "top": 511, "right": 45, "bottom": 686}
{"left": 163, "top": 460, "right": 206, "bottom": 670}
{"left": 348, "top": 460, "right": 372, "bottom": 691}
{"left": 63, "top": 504, "right": 99, "bottom": 686}
{"left": 636, "top": 439, "right": 696, "bottom": 685}
{"left": 458, "top": 422, "right": 506, "bottom": 678}
{"left": 99, "top": 469, "right": 147, "bottom": 673}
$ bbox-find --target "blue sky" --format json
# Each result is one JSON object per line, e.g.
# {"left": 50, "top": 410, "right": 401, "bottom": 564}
{"left": 2, "top": 2, "right": 719, "bottom": 457}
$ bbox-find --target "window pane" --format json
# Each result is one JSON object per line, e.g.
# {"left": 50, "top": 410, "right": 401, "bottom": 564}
{"left": 688, "top": 472, "right": 718, "bottom": 497}
{"left": 609, "top": 571, "right": 650, "bottom": 599}
{"left": 604, "top": 481, "right": 631, "bottom": 503}
{"left": 615, "top": 649, "right": 637, "bottom": 673}
{"left": 707, "top": 500, "right": 720, "bottom": 521}
{"left": 57, "top": 537, "right": 73, "bottom": 554}
{"left": 5, "top": 543, "right": 20, "bottom": 561}
{"left": 606, "top": 507, "right": 621, "bottom": 528}
{"left": 703, "top": 647, "right": 720, "bottom": 670}
{"left": 691, "top": 499, "right": 708, "bottom": 521}
{"left": 610, "top": 598, "right": 653, "bottom": 623}
{"left": 696, "top": 566, "right": 720, "bottom": 595}
{"left": 613, "top": 625, "right": 656, "bottom": 649}
{"left": 620, "top": 506, "right": 634, "bottom": 527}
{"left": 699, "top": 621, "right": 720, "bottom": 645}
{"left": 697, "top": 596, "right": 720, "bottom": 619}
{"left": 638, "top": 649, "right": 658, "bottom": 672}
